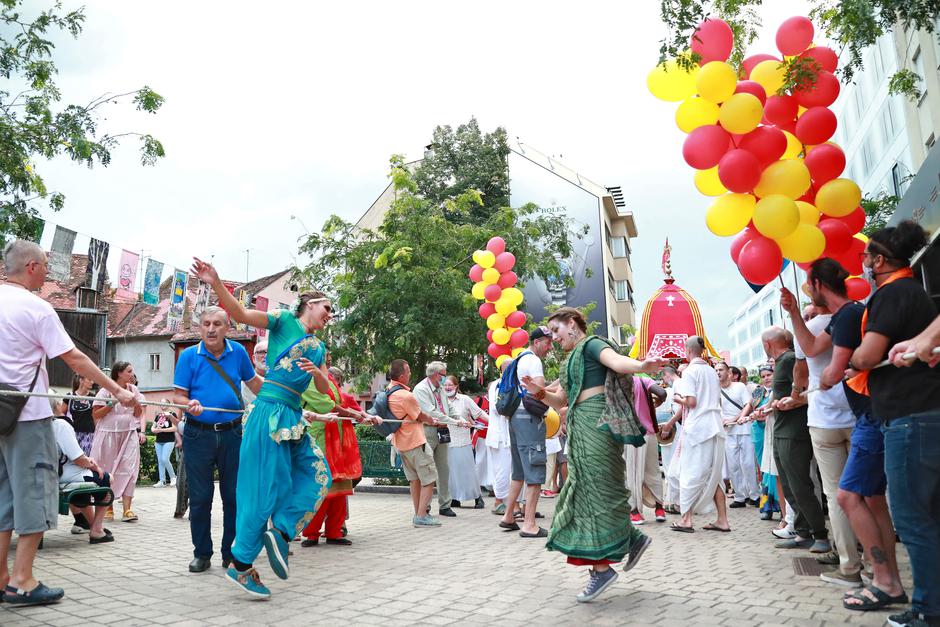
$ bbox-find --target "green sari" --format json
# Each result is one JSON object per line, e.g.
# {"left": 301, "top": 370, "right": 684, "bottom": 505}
{"left": 546, "top": 336, "right": 646, "bottom": 563}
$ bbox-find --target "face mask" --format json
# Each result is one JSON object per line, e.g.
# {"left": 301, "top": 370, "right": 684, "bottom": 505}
{"left": 446, "top": 389, "right": 456, "bottom": 398}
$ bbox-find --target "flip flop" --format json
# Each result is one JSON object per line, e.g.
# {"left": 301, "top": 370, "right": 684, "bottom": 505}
{"left": 842, "top": 585, "right": 909, "bottom": 611}
{"left": 519, "top": 528, "right": 548, "bottom": 538}
{"left": 670, "top": 522, "right": 694, "bottom": 533}
{"left": 499, "top": 521, "right": 520, "bottom": 532}
{"left": 702, "top": 523, "right": 731, "bottom": 532}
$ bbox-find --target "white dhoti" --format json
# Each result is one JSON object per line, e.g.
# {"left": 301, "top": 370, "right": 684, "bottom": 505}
{"left": 487, "top": 445, "right": 512, "bottom": 500}
{"left": 725, "top": 432, "right": 760, "bottom": 502}
{"left": 474, "top": 439, "right": 491, "bottom": 489}
{"left": 678, "top": 433, "right": 726, "bottom": 516}
{"left": 624, "top": 433, "right": 663, "bottom": 512}
{"left": 661, "top": 424, "right": 682, "bottom": 505}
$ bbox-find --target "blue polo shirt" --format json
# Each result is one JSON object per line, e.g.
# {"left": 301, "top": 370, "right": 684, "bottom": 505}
{"left": 173, "top": 340, "right": 256, "bottom": 424}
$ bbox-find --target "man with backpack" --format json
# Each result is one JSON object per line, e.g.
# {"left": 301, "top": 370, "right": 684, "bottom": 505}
{"left": 498, "top": 327, "right": 554, "bottom": 538}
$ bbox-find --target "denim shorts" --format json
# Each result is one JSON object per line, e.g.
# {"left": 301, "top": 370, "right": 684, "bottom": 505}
{"left": 839, "top": 412, "right": 887, "bottom": 497}
{"left": 509, "top": 408, "right": 546, "bottom": 485}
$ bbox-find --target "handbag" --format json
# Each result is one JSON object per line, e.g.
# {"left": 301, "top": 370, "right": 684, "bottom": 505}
{"left": 437, "top": 427, "right": 451, "bottom": 444}
{"left": 521, "top": 394, "right": 550, "bottom": 420}
{"left": 0, "top": 363, "right": 42, "bottom": 436}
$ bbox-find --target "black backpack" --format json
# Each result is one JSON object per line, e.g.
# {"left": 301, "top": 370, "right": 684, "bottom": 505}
{"left": 495, "top": 351, "right": 532, "bottom": 417}
{"left": 368, "top": 385, "right": 405, "bottom": 437}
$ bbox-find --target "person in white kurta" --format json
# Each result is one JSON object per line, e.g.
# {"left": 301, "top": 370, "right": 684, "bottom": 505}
{"left": 672, "top": 337, "right": 730, "bottom": 532}
{"left": 444, "top": 377, "right": 486, "bottom": 508}
{"left": 717, "top": 362, "right": 760, "bottom": 506}
{"left": 484, "top": 372, "right": 513, "bottom": 514}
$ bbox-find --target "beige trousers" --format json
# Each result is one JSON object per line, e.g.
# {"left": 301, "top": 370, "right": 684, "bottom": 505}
{"left": 809, "top": 426, "right": 861, "bottom": 574}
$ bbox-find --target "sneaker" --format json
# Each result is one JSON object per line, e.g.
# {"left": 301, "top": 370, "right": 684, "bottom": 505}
{"left": 152, "top": 481, "right": 164, "bottom": 488}
{"left": 224, "top": 567, "right": 270, "bottom": 600}
{"left": 70, "top": 524, "right": 88, "bottom": 535}
{"left": 576, "top": 568, "right": 619, "bottom": 603}
{"left": 885, "top": 610, "right": 933, "bottom": 627}
{"left": 775, "top": 536, "right": 814, "bottom": 549}
{"left": 728, "top": 500, "right": 747, "bottom": 508}
{"left": 654, "top": 507, "right": 667, "bottom": 523}
{"left": 772, "top": 526, "right": 797, "bottom": 539}
{"left": 630, "top": 513, "right": 645, "bottom": 525}
{"left": 809, "top": 539, "right": 832, "bottom": 554}
{"left": 413, "top": 515, "right": 442, "bottom": 528}
{"left": 814, "top": 550, "right": 841, "bottom": 565}
{"left": 492, "top": 503, "right": 506, "bottom": 516}
{"left": 819, "top": 570, "right": 863, "bottom": 588}
{"left": 169, "top": 478, "right": 177, "bottom": 486}
{"left": 261, "top": 529, "right": 290, "bottom": 580}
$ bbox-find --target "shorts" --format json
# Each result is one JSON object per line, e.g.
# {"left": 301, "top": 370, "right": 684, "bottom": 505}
{"left": 839, "top": 412, "right": 887, "bottom": 497}
{"left": 0, "top": 417, "right": 59, "bottom": 534}
{"left": 509, "top": 408, "right": 547, "bottom": 485}
{"left": 66, "top": 471, "right": 113, "bottom": 506}
{"left": 400, "top": 443, "right": 438, "bottom": 486}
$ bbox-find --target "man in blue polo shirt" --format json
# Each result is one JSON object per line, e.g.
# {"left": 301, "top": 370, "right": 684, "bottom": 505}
{"left": 174, "top": 306, "right": 262, "bottom": 573}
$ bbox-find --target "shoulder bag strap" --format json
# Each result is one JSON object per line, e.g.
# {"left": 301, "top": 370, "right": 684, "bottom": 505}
{"left": 720, "top": 388, "right": 744, "bottom": 411}
{"left": 201, "top": 354, "right": 244, "bottom": 409}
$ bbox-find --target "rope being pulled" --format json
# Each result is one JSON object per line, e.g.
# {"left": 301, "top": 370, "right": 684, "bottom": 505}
{"left": 800, "top": 346, "right": 940, "bottom": 397}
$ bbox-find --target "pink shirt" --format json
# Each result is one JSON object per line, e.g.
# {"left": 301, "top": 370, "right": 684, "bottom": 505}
{"left": 94, "top": 385, "right": 144, "bottom": 432}
{"left": 0, "top": 284, "right": 75, "bottom": 422}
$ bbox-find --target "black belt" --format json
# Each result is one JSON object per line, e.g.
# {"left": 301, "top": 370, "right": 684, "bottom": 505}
{"left": 185, "top": 417, "right": 242, "bottom": 432}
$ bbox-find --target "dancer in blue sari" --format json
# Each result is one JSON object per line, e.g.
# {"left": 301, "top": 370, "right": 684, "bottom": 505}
{"left": 192, "top": 258, "right": 337, "bottom": 599}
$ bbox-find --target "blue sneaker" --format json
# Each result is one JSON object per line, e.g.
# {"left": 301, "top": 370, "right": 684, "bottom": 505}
{"left": 576, "top": 568, "right": 619, "bottom": 603}
{"left": 224, "top": 567, "right": 270, "bottom": 599}
{"left": 413, "top": 515, "right": 442, "bottom": 528}
{"left": 262, "top": 529, "right": 290, "bottom": 580}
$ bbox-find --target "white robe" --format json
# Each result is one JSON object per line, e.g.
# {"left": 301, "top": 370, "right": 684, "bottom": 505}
{"left": 624, "top": 434, "right": 663, "bottom": 512}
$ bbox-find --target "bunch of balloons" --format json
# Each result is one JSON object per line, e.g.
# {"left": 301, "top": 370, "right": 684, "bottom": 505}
{"left": 648, "top": 15, "right": 871, "bottom": 300}
{"left": 469, "top": 236, "right": 529, "bottom": 369}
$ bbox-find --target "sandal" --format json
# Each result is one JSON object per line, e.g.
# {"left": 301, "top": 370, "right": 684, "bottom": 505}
{"left": 842, "top": 585, "right": 909, "bottom": 611}
{"left": 670, "top": 522, "right": 694, "bottom": 533}
{"left": 122, "top": 510, "right": 138, "bottom": 522}
{"left": 702, "top": 523, "right": 731, "bottom": 532}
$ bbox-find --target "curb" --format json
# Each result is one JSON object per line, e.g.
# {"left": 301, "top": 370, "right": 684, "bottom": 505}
{"left": 355, "top": 485, "right": 411, "bottom": 495}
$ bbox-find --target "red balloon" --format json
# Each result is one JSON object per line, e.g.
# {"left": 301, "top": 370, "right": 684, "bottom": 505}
{"left": 480, "top": 302, "right": 496, "bottom": 320}
{"left": 740, "top": 126, "right": 787, "bottom": 167}
{"left": 487, "top": 342, "right": 511, "bottom": 359}
{"left": 742, "top": 53, "right": 780, "bottom": 78}
{"left": 493, "top": 252, "right": 516, "bottom": 273}
{"left": 468, "top": 264, "right": 484, "bottom": 282}
{"left": 718, "top": 149, "right": 762, "bottom": 193}
{"left": 682, "top": 125, "right": 732, "bottom": 169}
{"left": 486, "top": 329, "right": 494, "bottom": 342}
{"left": 793, "top": 70, "right": 841, "bottom": 108}
{"left": 764, "top": 94, "right": 799, "bottom": 127}
{"left": 796, "top": 261, "right": 813, "bottom": 271}
{"left": 497, "top": 270, "right": 517, "bottom": 289}
{"left": 795, "top": 107, "right": 837, "bottom": 145}
{"left": 826, "top": 206, "right": 866, "bottom": 233}
{"left": 690, "top": 17, "right": 734, "bottom": 63}
{"left": 804, "top": 143, "right": 846, "bottom": 185}
{"left": 730, "top": 228, "right": 759, "bottom": 264}
{"left": 505, "top": 310, "right": 526, "bottom": 328}
{"left": 734, "top": 80, "right": 768, "bottom": 105}
{"left": 486, "top": 236, "right": 506, "bottom": 255}
{"left": 798, "top": 189, "right": 817, "bottom": 204}
{"left": 845, "top": 277, "right": 871, "bottom": 301}
{"left": 509, "top": 329, "right": 530, "bottom": 349}
{"left": 738, "top": 237, "right": 784, "bottom": 284}
{"left": 799, "top": 46, "right": 838, "bottom": 73}
{"left": 484, "top": 284, "right": 502, "bottom": 302}
{"left": 842, "top": 238, "right": 866, "bottom": 275}
{"left": 819, "top": 219, "right": 853, "bottom": 256}
{"left": 776, "top": 16, "right": 814, "bottom": 56}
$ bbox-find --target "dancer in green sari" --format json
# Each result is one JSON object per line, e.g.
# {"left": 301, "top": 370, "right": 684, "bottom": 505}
{"left": 522, "top": 307, "right": 666, "bottom": 603}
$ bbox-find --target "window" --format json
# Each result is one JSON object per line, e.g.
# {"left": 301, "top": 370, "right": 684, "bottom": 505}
{"left": 891, "top": 163, "right": 903, "bottom": 197}
{"left": 149, "top": 353, "right": 161, "bottom": 372}
{"left": 607, "top": 270, "right": 616, "bottom": 297}
{"left": 750, "top": 320, "right": 760, "bottom": 337}
{"left": 610, "top": 236, "right": 627, "bottom": 258}
{"left": 927, "top": 133, "right": 936, "bottom": 152}
{"left": 615, "top": 279, "right": 629, "bottom": 301}
{"left": 76, "top": 287, "right": 97, "bottom": 310}
{"left": 767, "top": 309, "right": 775, "bottom": 327}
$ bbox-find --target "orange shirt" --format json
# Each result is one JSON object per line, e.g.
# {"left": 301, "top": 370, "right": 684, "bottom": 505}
{"left": 388, "top": 383, "right": 426, "bottom": 452}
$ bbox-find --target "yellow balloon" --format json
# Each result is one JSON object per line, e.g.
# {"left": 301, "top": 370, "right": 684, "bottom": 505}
{"left": 471, "top": 281, "right": 486, "bottom": 300}
{"left": 492, "top": 327, "right": 510, "bottom": 345}
{"left": 718, "top": 93, "right": 763, "bottom": 134}
{"left": 795, "top": 200, "right": 820, "bottom": 225}
{"left": 511, "top": 347, "right": 525, "bottom": 358}
{"left": 471, "top": 249, "right": 486, "bottom": 265}
{"left": 750, "top": 59, "right": 787, "bottom": 95}
{"left": 495, "top": 354, "right": 511, "bottom": 369}
{"left": 481, "top": 267, "right": 500, "bottom": 285}
{"left": 695, "top": 166, "right": 728, "bottom": 196}
{"left": 476, "top": 250, "right": 495, "bottom": 269}
{"left": 502, "top": 287, "right": 524, "bottom": 306}
{"left": 753, "top": 159, "right": 811, "bottom": 200}
{"left": 675, "top": 97, "right": 720, "bottom": 133}
{"left": 782, "top": 131, "right": 803, "bottom": 159}
{"left": 705, "top": 193, "right": 756, "bottom": 237}
{"left": 854, "top": 233, "right": 869, "bottom": 243}
{"left": 816, "top": 178, "right": 862, "bottom": 217}
{"left": 647, "top": 58, "right": 699, "bottom": 102}
{"left": 753, "top": 194, "right": 800, "bottom": 239}
{"left": 777, "top": 224, "right": 826, "bottom": 262}
{"left": 494, "top": 298, "right": 516, "bottom": 317}
{"left": 696, "top": 61, "right": 737, "bottom": 103}
{"left": 486, "top": 312, "right": 506, "bottom": 331}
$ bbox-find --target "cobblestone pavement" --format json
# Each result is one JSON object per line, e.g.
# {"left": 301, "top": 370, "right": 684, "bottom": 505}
{"left": 1, "top": 486, "right": 911, "bottom": 626}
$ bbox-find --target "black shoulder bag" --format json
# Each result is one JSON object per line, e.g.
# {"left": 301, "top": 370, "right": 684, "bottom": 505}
{"left": 0, "top": 363, "right": 42, "bottom": 436}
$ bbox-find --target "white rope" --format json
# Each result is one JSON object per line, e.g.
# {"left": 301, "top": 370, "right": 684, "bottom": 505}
{"left": 0, "top": 390, "right": 243, "bottom": 414}
{"left": 801, "top": 346, "right": 940, "bottom": 397}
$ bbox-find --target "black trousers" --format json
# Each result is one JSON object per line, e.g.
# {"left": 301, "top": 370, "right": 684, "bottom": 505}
{"left": 774, "top": 436, "right": 828, "bottom": 540}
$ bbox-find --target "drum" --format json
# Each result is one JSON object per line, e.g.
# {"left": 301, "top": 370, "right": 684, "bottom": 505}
{"left": 545, "top": 408, "right": 560, "bottom": 439}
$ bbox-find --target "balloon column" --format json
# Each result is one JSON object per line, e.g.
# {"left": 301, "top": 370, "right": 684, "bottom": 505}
{"left": 469, "top": 237, "right": 528, "bottom": 369}
{"left": 648, "top": 15, "right": 871, "bottom": 299}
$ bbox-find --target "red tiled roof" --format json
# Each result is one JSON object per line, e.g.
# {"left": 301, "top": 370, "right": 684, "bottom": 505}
{"left": 1, "top": 253, "right": 112, "bottom": 314}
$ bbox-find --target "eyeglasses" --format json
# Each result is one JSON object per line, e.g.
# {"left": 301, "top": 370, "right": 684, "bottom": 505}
{"left": 254, "top": 350, "right": 267, "bottom": 356}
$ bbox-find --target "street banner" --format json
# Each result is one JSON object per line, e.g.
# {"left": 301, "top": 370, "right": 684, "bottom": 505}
{"left": 235, "top": 289, "right": 250, "bottom": 332}
{"left": 192, "top": 279, "right": 211, "bottom": 325}
{"left": 142, "top": 258, "right": 164, "bottom": 305}
{"left": 115, "top": 249, "right": 140, "bottom": 302}
{"left": 255, "top": 295, "right": 269, "bottom": 338}
{"left": 84, "top": 238, "right": 110, "bottom": 292}
{"left": 166, "top": 269, "right": 188, "bottom": 332}
{"left": 48, "top": 226, "right": 77, "bottom": 282}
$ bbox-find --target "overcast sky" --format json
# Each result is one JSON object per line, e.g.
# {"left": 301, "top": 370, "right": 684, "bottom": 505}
{"left": 31, "top": 0, "right": 812, "bottom": 348}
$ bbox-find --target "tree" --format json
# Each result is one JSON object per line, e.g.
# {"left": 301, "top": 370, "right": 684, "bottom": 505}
{"left": 1, "top": 0, "right": 165, "bottom": 247}
{"left": 534, "top": 302, "right": 602, "bottom": 383}
{"left": 294, "top": 155, "right": 585, "bottom": 388}
{"left": 413, "top": 118, "right": 510, "bottom": 224}
{"left": 658, "top": 0, "right": 940, "bottom": 100}
{"left": 861, "top": 191, "right": 899, "bottom": 236}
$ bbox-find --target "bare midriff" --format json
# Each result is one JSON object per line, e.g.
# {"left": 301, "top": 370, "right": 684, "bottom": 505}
{"left": 576, "top": 385, "right": 604, "bottom": 404}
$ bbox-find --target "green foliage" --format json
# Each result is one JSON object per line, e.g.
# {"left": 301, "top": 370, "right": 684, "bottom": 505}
{"left": 534, "top": 301, "right": 601, "bottom": 383}
{"left": 861, "top": 191, "right": 900, "bottom": 236}
{"left": 887, "top": 68, "right": 923, "bottom": 101}
{"left": 658, "top": 0, "right": 940, "bottom": 94}
{"left": 294, "top": 155, "right": 584, "bottom": 389}
{"left": 413, "top": 118, "right": 510, "bottom": 225}
{"left": 0, "top": 0, "right": 165, "bottom": 248}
